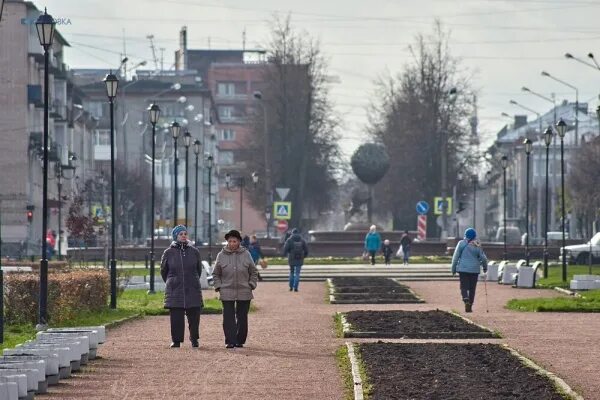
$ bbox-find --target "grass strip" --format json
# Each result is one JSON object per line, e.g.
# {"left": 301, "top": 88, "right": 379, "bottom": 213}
{"left": 336, "top": 345, "right": 355, "bottom": 400}
{"left": 535, "top": 265, "right": 600, "bottom": 289}
{"left": 507, "top": 289, "right": 600, "bottom": 312}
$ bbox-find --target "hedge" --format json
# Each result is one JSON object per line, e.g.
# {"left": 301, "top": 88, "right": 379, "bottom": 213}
{"left": 4, "top": 270, "right": 109, "bottom": 324}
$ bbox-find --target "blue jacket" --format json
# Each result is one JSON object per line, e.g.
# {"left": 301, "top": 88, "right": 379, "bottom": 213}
{"left": 451, "top": 240, "right": 488, "bottom": 275}
{"left": 364, "top": 232, "right": 382, "bottom": 252}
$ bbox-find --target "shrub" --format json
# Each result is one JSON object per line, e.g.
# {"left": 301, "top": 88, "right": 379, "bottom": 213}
{"left": 4, "top": 270, "right": 109, "bottom": 324}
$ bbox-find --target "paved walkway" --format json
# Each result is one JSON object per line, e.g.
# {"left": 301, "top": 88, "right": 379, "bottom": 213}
{"left": 46, "top": 279, "right": 600, "bottom": 399}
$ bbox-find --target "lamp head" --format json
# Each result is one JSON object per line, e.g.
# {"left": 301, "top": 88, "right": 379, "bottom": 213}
{"left": 251, "top": 171, "right": 259, "bottom": 184}
{"left": 35, "top": 8, "right": 56, "bottom": 49}
{"left": 193, "top": 139, "right": 201, "bottom": 155}
{"left": 565, "top": 53, "right": 573, "bottom": 59}
{"left": 183, "top": 131, "right": 192, "bottom": 147}
{"left": 225, "top": 173, "right": 231, "bottom": 185}
{"left": 544, "top": 127, "right": 554, "bottom": 146}
{"left": 596, "top": 105, "right": 600, "bottom": 122}
{"left": 541, "top": 71, "right": 550, "bottom": 77}
{"left": 103, "top": 70, "right": 119, "bottom": 100}
{"left": 253, "top": 90, "right": 263, "bottom": 100}
{"left": 588, "top": 52, "right": 595, "bottom": 59}
{"left": 524, "top": 138, "right": 533, "bottom": 154}
{"left": 206, "top": 154, "right": 214, "bottom": 168}
{"left": 521, "top": 87, "right": 530, "bottom": 92}
{"left": 148, "top": 103, "right": 161, "bottom": 125}
{"left": 556, "top": 118, "right": 567, "bottom": 138}
{"left": 170, "top": 121, "right": 181, "bottom": 139}
{"left": 500, "top": 155, "right": 508, "bottom": 169}
{"left": 509, "top": 100, "right": 517, "bottom": 105}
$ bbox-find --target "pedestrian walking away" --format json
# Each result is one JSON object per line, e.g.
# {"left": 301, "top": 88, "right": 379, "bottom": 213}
{"left": 283, "top": 228, "right": 309, "bottom": 292}
{"left": 451, "top": 228, "right": 488, "bottom": 313}
{"left": 364, "top": 225, "right": 382, "bottom": 266}
{"left": 399, "top": 230, "right": 412, "bottom": 265}
{"left": 382, "top": 239, "right": 393, "bottom": 266}
{"left": 213, "top": 229, "right": 258, "bottom": 348}
{"left": 160, "top": 225, "right": 204, "bottom": 348}
{"left": 248, "top": 234, "right": 264, "bottom": 281}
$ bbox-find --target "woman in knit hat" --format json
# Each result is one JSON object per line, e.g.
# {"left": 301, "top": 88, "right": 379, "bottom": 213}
{"left": 213, "top": 229, "right": 258, "bottom": 348}
{"left": 160, "top": 225, "right": 204, "bottom": 348}
{"left": 451, "top": 228, "right": 488, "bottom": 313}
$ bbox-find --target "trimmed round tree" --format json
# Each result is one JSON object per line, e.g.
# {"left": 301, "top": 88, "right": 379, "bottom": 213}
{"left": 350, "top": 143, "right": 390, "bottom": 223}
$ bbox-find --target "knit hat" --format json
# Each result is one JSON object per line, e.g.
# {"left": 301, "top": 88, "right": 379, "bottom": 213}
{"left": 171, "top": 225, "right": 187, "bottom": 241}
{"left": 464, "top": 228, "right": 477, "bottom": 241}
{"left": 292, "top": 228, "right": 299, "bottom": 234}
{"left": 224, "top": 229, "right": 242, "bottom": 241}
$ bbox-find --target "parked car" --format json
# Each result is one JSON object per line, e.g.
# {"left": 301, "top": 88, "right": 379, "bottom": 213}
{"left": 562, "top": 232, "right": 600, "bottom": 265}
{"left": 495, "top": 226, "right": 521, "bottom": 245}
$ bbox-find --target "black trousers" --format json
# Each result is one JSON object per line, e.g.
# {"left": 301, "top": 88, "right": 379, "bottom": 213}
{"left": 222, "top": 300, "right": 251, "bottom": 345}
{"left": 369, "top": 250, "right": 376, "bottom": 265}
{"left": 459, "top": 272, "right": 479, "bottom": 305}
{"left": 169, "top": 307, "right": 201, "bottom": 343}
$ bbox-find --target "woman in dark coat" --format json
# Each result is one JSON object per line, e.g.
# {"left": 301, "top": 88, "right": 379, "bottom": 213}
{"left": 160, "top": 225, "right": 204, "bottom": 348}
{"left": 213, "top": 229, "right": 258, "bottom": 349}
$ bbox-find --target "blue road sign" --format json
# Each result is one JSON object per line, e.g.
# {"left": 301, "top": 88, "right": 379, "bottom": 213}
{"left": 416, "top": 201, "right": 429, "bottom": 215}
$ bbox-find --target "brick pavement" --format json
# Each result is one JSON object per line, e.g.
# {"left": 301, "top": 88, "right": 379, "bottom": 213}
{"left": 45, "top": 279, "right": 599, "bottom": 399}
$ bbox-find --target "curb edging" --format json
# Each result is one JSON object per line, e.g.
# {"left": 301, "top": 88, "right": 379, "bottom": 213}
{"left": 553, "top": 286, "right": 582, "bottom": 298}
{"left": 104, "top": 314, "right": 143, "bottom": 330}
{"left": 345, "top": 342, "right": 364, "bottom": 400}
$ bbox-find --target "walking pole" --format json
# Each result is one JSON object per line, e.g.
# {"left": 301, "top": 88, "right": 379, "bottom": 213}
{"left": 483, "top": 276, "right": 489, "bottom": 313}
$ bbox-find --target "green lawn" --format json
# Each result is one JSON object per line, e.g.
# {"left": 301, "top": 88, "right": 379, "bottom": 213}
{"left": 535, "top": 264, "right": 600, "bottom": 289}
{"left": 507, "top": 289, "right": 600, "bottom": 312}
{"left": 0, "top": 289, "right": 223, "bottom": 350}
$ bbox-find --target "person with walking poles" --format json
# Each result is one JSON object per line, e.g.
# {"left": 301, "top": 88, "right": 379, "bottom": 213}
{"left": 160, "top": 225, "right": 203, "bottom": 348}
{"left": 364, "top": 225, "right": 382, "bottom": 266}
{"left": 213, "top": 229, "right": 258, "bottom": 348}
{"left": 451, "top": 228, "right": 488, "bottom": 313}
{"left": 283, "top": 228, "right": 309, "bottom": 292}
{"left": 248, "top": 234, "right": 265, "bottom": 281}
{"left": 399, "top": 230, "right": 412, "bottom": 265}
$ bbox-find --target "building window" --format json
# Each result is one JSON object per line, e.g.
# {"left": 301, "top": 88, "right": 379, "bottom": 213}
{"left": 220, "top": 197, "right": 233, "bottom": 210}
{"left": 94, "top": 130, "right": 110, "bottom": 146}
{"left": 86, "top": 101, "right": 104, "bottom": 118}
{"left": 218, "top": 106, "right": 234, "bottom": 119}
{"left": 219, "top": 151, "right": 234, "bottom": 165}
{"left": 221, "top": 129, "right": 235, "bottom": 141}
{"left": 217, "top": 82, "right": 236, "bottom": 96}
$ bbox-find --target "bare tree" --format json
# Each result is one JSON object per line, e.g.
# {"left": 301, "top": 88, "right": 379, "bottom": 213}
{"left": 568, "top": 136, "right": 600, "bottom": 237}
{"left": 245, "top": 15, "right": 341, "bottom": 230}
{"left": 367, "top": 22, "right": 477, "bottom": 234}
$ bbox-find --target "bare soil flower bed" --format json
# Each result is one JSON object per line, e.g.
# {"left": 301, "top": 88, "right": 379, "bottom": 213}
{"left": 329, "top": 277, "right": 423, "bottom": 304}
{"left": 343, "top": 310, "right": 498, "bottom": 338}
{"left": 359, "top": 343, "right": 566, "bottom": 400}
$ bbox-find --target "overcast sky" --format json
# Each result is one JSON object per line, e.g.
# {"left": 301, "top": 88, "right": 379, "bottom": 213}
{"left": 42, "top": 0, "right": 600, "bottom": 158}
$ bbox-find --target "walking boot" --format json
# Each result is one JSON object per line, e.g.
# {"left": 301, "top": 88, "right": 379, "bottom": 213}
{"left": 465, "top": 302, "right": 472, "bottom": 313}
{"left": 170, "top": 342, "right": 180, "bottom": 348}
{"left": 191, "top": 339, "right": 199, "bottom": 348}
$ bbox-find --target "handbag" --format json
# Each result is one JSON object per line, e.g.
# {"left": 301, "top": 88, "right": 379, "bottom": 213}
{"left": 362, "top": 252, "right": 369, "bottom": 261}
{"left": 396, "top": 246, "right": 404, "bottom": 258}
{"left": 259, "top": 258, "right": 268, "bottom": 269}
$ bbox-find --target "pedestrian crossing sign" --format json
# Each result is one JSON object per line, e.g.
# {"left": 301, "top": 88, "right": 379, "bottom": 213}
{"left": 273, "top": 201, "right": 292, "bottom": 220}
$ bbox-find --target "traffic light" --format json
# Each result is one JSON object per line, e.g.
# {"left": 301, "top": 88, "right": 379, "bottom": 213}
{"left": 27, "top": 210, "right": 33, "bottom": 222}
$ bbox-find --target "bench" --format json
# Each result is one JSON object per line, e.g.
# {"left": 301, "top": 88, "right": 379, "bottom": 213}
{"left": 570, "top": 275, "right": 600, "bottom": 290}
{"left": 515, "top": 261, "right": 542, "bottom": 288}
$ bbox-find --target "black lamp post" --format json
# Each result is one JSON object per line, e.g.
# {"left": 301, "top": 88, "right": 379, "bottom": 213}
{"left": 0, "top": 0, "right": 5, "bottom": 22}
{"left": 543, "top": 127, "right": 554, "bottom": 277}
{"left": 183, "top": 131, "right": 192, "bottom": 227}
{"left": 35, "top": 8, "right": 55, "bottom": 328}
{"left": 148, "top": 103, "right": 160, "bottom": 294}
{"left": 206, "top": 154, "right": 214, "bottom": 265}
{"left": 524, "top": 138, "right": 533, "bottom": 266}
{"left": 55, "top": 159, "right": 76, "bottom": 261}
{"left": 193, "top": 139, "right": 202, "bottom": 244}
{"left": 472, "top": 174, "right": 478, "bottom": 230}
{"left": 103, "top": 70, "right": 119, "bottom": 309}
{"left": 170, "top": 121, "right": 181, "bottom": 226}
{"left": 556, "top": 118, "right": 568, "bottom": 281}
{"left": 225, "top": 172, "right": 259, "bottom": 231}
{"left": 501, "top": 155, "right": 509, "bottom": 261}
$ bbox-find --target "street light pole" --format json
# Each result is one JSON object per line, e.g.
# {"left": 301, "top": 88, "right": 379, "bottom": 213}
{"left": 524, "top": 138, "right": 533, "bottom": 266}
{"left": 55, "top": 160, "right": 75, "bottom": 261}
{"left": 103, "top": 71, "right": 119, "bottom": 309}
{"left": 542, "top": 71, "right": 579, "bottom": 146}
{"left": 556, "top": 119, "right": 568, "bottom": 282}
{"left": 253, "top": 91, "right": 272, "bottom": 238}
{"left": 183, "top": 131, "right": 192, "bottom": 227}
{"left": 170, "top": 122, "right": 181, "bottom": 226}
{"left": 148, "top": 104, "right": 160, "bottom": 294}
{"left": 35, "top": 9, "right": 55, "bottom": 328}
{"left": 472, "top": 175, "right": 477, "bottom": 231}
{"left": 206, "top": 155, "right": 214, "bottom": 265}
{"left": 501, "top": 156, "right": 508, "bottom": 261}
{"left": 543, "top": 128, "right": 553, "bottom": 277}
{"left": 193, "top": 140, "right": 201, "bottom": 243}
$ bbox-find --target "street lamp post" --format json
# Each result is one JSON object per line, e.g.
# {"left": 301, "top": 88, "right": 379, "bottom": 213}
{"left": 183, "top": 131, "right": 192, "bottom": 227}
{"left": 103, "top": 70, "right": 119, "bottom": 309}
{"left": 524, "top": 138, "right": 533, "bottom": 266}
{"left": 542, "top": 71, "right": 579, "bottom": 146}
{"left": 253, "top": 91, "right": 272, "bottom": 238}
{"left": 543, "top": 127, "right": 553, "bottom": 277}
{"left": 55, "top": 159, "right": 76, "bottom": 261}
{"left": 193, "top": 140, "right": 202, "bottom": 243}
{"left": 170, "top": 122, "right": 181, "bottom": 226}
{"left": 556, "top": 118, "right": 568, "bottom": 282}
{"left": 501, "top": 156, "right": 509, "bottom": 261}
{"left": 148, "top": 103, "right": 160, "bottom": 294}
{"left": 0, "top": 0, "right": 5, "bottom": 22}
{"left": 206, "top": 155, "right": 214, "bottom": 265}
{"left": 472, "top": 175, "right": 478, "bottom": 231}
{"left": 35, "top": 9, "right": 56, "bottom": 328}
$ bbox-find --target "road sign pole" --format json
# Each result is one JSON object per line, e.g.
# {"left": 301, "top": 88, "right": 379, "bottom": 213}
{"left": 417, "top": 215, "right": 427, "bottom": 241}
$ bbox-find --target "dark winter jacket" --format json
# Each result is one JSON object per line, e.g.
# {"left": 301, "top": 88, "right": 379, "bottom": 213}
{"left": 248, "top": 243, "right": 263, "bottom": 263}
{"left": 283, "top": 234, "right": 309, "bottom": 266}
{"left": 213, "top": 245, "right": 258, "bottom": 301}
{"left": 400, "top": 234, "right": 412, "bottom": 250}
{"left": 382, "top": 244, "right": 393, "bottom": 258}
{"left": 160, "top": 240, "right": 204, "bottom": 309}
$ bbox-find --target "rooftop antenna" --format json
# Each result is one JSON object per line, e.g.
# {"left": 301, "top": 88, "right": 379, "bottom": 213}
{"left": 147, "top": 34, "right": 159, "bottom": 70}
{"left": 160, "top": 48, "right": 165, "bottom": 71}
{"left": 242, "top": 28, "right": 246, "bottom": 51}
{"left": 122, "top": 28, "right": 127, "bottom": 79}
